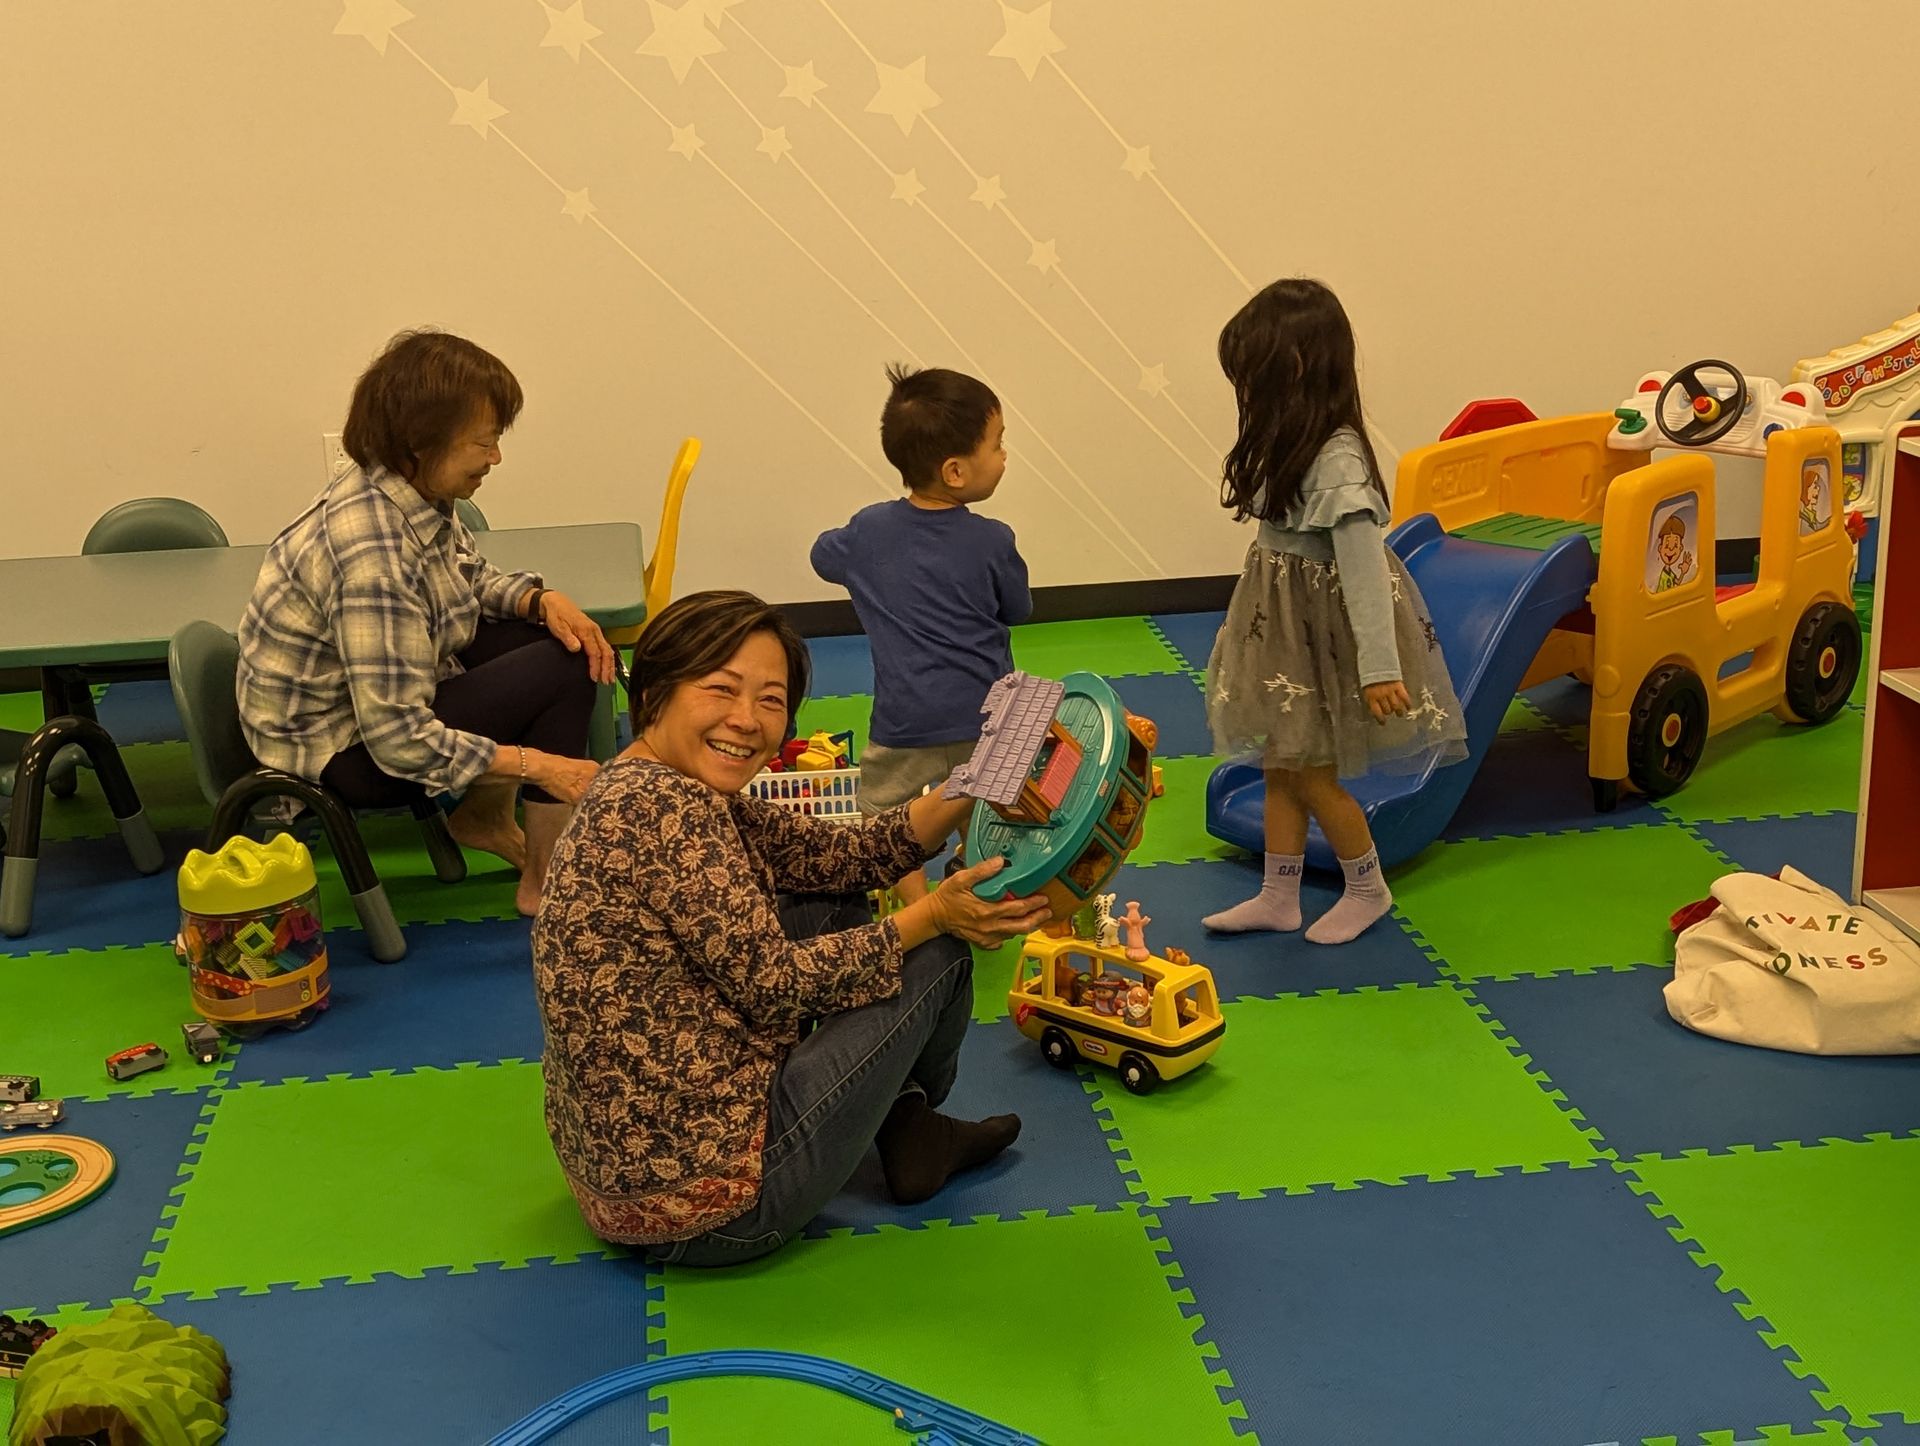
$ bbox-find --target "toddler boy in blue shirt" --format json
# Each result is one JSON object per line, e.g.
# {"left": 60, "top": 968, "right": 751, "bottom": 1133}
{"left": 811, "top": 364, "right": 1031, "bottom": 898}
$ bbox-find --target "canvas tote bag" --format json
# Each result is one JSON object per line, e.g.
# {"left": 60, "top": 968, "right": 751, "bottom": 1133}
{"left": 1666, "top": 866, "right": 1920, "bottom": 1055}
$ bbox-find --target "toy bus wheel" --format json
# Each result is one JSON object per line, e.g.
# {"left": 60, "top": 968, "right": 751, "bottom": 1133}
{"left": 1118, "top": 1053, "right": 1159, "bottom": 1096}
{"left": 1040, "top": 1027, "right": 1076, "bottom": 1070}
{"left": 1626, "top": 664, "right": 1709, "bottom": 798}
{"left": 1784, "top": 602, "right": 1861, "bottom": 725}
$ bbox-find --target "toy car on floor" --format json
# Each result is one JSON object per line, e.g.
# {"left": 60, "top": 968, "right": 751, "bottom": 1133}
{"left": 0, "top": 1073, "right": 39, "bottom": 1103}
{"left": 0, "top": 1098, "right": 64, "bottom": 1131}
{"left": 105, "top": 1042, "right": 167, "bottom": 1082}
{"left": 0, "top": 1313, "right": 57, "bottom": 1378}
{"left": 180, "top": 1020, "right": 222, "bottom": 1065}
{"left": 1009, "top": 924, "right": 1224, "bottom": 1095}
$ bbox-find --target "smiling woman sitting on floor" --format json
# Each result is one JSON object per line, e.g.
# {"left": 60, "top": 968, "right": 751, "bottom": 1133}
{"left": 531, "top": 589, "right": 1048, "bottom": 1267}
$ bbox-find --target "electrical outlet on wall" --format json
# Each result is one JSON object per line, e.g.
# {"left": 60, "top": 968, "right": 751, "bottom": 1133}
{"left": 322, "top": 432, "right": 350, "bottom": 480}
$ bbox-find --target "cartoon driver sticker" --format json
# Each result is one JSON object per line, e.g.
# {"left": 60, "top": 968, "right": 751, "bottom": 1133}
{"left": 1653, "top": 513, "right": 1696, "bottom": 593}
{"left": 1799, "top": 459, "right": 1831, "bottom": 535}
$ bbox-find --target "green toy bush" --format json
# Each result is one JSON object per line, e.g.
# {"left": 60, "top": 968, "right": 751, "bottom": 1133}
{"left": 8, "top": 1303, "right": 229, "bottom": 1446}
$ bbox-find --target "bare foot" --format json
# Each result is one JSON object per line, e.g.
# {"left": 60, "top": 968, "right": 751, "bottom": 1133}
{"left": 515, "top": 880, "right": 542, "bottom": 918}
{"left": 448, "top": 812, "right": 528, "bottom": 873}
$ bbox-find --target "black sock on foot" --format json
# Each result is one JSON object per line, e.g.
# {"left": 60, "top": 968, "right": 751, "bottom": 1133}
{"left": 874, "top": 1090, "right": 1022, "bottom": 1204}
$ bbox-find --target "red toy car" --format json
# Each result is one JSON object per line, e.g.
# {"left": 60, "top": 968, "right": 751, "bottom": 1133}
{"left": 105, "top": 1042, "right": 168, "bottom": 1082}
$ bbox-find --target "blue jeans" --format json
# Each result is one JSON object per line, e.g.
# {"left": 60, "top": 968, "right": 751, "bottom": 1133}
{"left": 649, "top": 894, "right": 973, "bottom": 1268}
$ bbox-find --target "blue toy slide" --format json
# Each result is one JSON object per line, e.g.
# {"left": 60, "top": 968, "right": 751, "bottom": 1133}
{"left": 1205, "top": 514, "right": 1596, "bottom": 872}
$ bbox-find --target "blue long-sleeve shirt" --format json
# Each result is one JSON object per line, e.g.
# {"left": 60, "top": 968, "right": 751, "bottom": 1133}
{"left": 811, "top": 500, "right": 1031, "bottom": 748}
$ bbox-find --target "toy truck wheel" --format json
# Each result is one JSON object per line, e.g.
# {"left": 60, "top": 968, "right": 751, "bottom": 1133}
{"left": 1118, "top": 1052, "right": 1159, "bottom": 1095}
{"left": 1627, "top": 664, "right": 1709, "bottom": 798}
{"left": 1784, "top": 602, "right": 1861, "bottom": 725}
{"left": 1040, "top": 1027, "right": 1076, "bottom": 1070}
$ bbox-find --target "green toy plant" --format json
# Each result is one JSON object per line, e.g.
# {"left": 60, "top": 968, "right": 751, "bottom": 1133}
{"left": 8, "top": 1303, "right": 229, "bottom": 1446}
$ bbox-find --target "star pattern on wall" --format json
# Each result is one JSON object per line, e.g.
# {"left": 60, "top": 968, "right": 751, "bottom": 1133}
{"left": 1121, "top": 144, "right": 1155, "bottom": 180}
{"left": 1138, "top": 364, "right": 1168, "bottom": 396}
{"left": 668, "top": 122, "right": 705, "bottom": 159}
{"left": 866, "top": 57, "right": 939, "bottom": 135}
{"left": 988, "top": 2, "right": 1064, "bottom": 80}
{"left": 757, "top": 126, "right": 792, "bottom": 164}
{"left": 333, "top": 0, "right": 413, "bottom": 55}
{"left": 637, "top": 0, "right": 723, "bottom": 82}
{"left": 890, "top": 168, "right": 926, "bottom": 204}
{"left": 1027, "top": 238, "right": 1059, "bottom": 273}
{"left": 781, "top": 61, "right": 826, "bottom": 108}
{"left": 540, "top": 2, "right": 602, "bottom": 62}
{"left": 450, "top": 80, "right": 507, "bottom": 137}
{"left": 561, "top": 187, "right": 597, "bottom": 222}
{"left": 971, "top": 175, "right": 1006, "bottom": 209}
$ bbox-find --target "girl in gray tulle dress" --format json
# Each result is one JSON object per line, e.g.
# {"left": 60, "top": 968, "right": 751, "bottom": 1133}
{"left": 1204, "top": 279, "right": 1467, "bottom": 944}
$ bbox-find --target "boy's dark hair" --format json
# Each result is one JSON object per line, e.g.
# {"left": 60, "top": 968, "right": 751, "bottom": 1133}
{"left": 879, "top": 363, "right": 1001, "bottom": 489}
{"left": 343, "top": 329, "right": 523, "bottom": 480}
{"left": 628, "top": 590, "right": 811, "bottom": 743}
{"left": 1217, "top": 278, "right": 1384, "bottom": 524}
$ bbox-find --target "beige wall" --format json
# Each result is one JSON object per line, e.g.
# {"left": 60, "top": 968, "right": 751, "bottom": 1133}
{"left": 4, "top": 1, "right": 1917, "bottom": 596}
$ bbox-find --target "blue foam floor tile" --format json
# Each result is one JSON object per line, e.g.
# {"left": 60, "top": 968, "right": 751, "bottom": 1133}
{"left": 1148, "top": 610, "right": 1224, "bottom": 673}
{"left": 157, "top": 1254, "right": 661, "bottom": 1445}
{"left": 1100, "top": 859, "right": 1440, "bottom": 1001}
{"left": 1693, "top": 812, "right": 1860, "bottom": 897}
{"left": 1523, "top": 674, "right": 1591, "bottom": 733}
{"left": 1443, "top": 726, "right": 1660, "bottom": 841}
{"left": 93, "top": 680, "right": 185, "bottom": 746}
{"left": 1474, "top": 965, "right": 1920, "bottom": 1158}
{"left": 804, "top": 634, "right": 875, "bottom": 699}
{"left": 1155, "top": 1169, "right": 1829, "bottom": 1445}
{"left": 0, "top": 829, "right": 196, "bottom": 958}
{"left": 223, "top": 918, "right": 543, "bottom": 1085}
{"left": 807, "top": 1017, "right": 1126, "bottom": 1236}
{"left": 1, "top": 1090, "right": 208, "bottom": 1312}
{"left": 1107, "top": 672, "right": 1210, "bottom": 760}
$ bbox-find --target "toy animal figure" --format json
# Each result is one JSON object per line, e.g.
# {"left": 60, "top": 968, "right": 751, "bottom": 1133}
{"left": 1120, "top": 900, "right": 1151, "bottom": 962}
{"left": 1092, "top": 894, "right": 1119, "bottom": 948}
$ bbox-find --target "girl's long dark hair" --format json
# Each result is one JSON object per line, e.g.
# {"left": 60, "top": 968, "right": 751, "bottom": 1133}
{"left": 1218, "top": 278, "right": 1384, "bottom": 523}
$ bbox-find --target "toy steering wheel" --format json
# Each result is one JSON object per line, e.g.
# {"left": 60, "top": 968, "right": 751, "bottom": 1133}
{"left": 1656, "top": 360, "right": 1748, "bottom": 447}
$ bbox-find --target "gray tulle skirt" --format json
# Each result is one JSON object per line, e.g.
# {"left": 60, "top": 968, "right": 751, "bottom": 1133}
{"left": 1205, "top": 543, "right": 1470, "bottom": 779}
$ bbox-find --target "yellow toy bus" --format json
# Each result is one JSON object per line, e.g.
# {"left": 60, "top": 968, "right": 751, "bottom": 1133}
{"left": 1393, "top": 358, "right": 1862, "bottom": 808}
{"left": 1009, "top": 929, "right": 1224, "bottom": 1095}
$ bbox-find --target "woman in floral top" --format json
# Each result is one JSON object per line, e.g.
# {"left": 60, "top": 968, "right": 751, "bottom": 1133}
{"left": 532, "top": 590, "right": 1050, "bottom": 1266}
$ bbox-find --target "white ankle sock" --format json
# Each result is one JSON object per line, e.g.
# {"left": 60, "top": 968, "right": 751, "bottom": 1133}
{"left": 1203, "top": 852, "right": 1304, "bottom": 934}
{"left": 1305, "top": 849, "right": 1392, "bottom": 944}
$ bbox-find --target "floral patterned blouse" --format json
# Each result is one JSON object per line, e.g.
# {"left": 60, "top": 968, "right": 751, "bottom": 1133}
{"left": 531, "top": 757, "right": 930, "bottom": 1245}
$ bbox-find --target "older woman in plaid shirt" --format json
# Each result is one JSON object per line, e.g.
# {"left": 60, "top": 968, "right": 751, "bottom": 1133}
{"left": 238, "top": 330, "right": 612, "bottom": 916}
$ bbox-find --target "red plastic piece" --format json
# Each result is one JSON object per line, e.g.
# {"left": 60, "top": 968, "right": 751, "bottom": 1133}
{"left": 1782, "top": 388, "right": 1807, "bottom": 406}
{"left": 1438, "top": 399, "right": 1538, "bottom": 440}
{"left": 1714, "top": 583, "right": 1756, "bottom": 603}
{"left": 1846, "top": 509, "right": 1869, "bottom": 542}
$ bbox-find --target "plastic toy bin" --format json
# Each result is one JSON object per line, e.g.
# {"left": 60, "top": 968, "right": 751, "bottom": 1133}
{"left": 174, "top": 834, "right": 331, "bottom": 1036}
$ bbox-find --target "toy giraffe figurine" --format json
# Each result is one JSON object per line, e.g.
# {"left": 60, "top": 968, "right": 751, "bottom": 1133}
{"left": 1120, "top": 900, "right": 1151, "bottom": 962}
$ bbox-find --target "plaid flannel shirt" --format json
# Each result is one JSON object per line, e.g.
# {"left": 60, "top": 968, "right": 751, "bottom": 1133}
{"left": 236, "top": 465, "right": 541, "bottom": 797}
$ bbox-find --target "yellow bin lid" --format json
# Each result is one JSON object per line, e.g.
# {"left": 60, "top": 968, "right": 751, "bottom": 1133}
{"left": 178, "top": 833, "right": 318, "bottom": 915}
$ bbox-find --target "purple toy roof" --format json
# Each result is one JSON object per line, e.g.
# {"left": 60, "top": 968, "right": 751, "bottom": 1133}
{"left": 942, "top": 672, "right": 1067, "bottom": 806}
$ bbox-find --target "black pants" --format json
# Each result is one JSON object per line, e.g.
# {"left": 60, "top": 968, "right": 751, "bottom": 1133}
{"left": 320, "top": 620, "right": 596, "bottom": 808}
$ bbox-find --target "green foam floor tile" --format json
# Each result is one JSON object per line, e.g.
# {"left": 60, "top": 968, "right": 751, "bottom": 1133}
{"left": 1131, "top": 755, "right": 1241, "bottom": 866}
{"left": 1392, "top": 824, "right": 1727, "bottom": 980}
{"left": 308, "top": 813, "right": 521, "bottom": 931}
{"left": 794, "top": 694, "right": 872, "bottom": 758}
{"left": 657, "top": 1210, "right": 1242, "bottom": 1444}
{"left": 141, "top": 1062, "right": 607, "bottom": 1298}
{"left": 0, "top": 943, "right": 211, "bottom": 1101}
{"left": 36, "top": 741, "right": 211, "bottom": 842}
{"left": 1498, "top": 698, "right": 1554, "bottom": 735}
{"left": 1094, "top": 987, "right": 1598, "bottom": 1204}
{"left": 968, "top": 939, "right": 1019, "bottom": 1024}
{"left": 1629, "top": 1135, "right": 1920, "bottom": 1424}
{"left": 1654, "top": 709, "right": 1863, "bottom": 825}
{"left": 1011, "top": 617, "right": 1185, "bottom": 679}
{"left": 0, "top": 691, "right": 44, "bottom": 732}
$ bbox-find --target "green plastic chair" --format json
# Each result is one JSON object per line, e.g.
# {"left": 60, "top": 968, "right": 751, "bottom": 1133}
{"left": 167, "top": 621, "right": 468, "bottom": 963}
{"left": 455, "top": 498, "right": 489, "bottom": 533}
{"left": 81, "top": 497, "right": 229, "bottom": 554}
{"left": 1, "top": 720, "right": 164, "bottom": 937}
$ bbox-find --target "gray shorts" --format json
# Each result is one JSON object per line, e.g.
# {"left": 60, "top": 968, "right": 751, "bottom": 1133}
{"left": 858, "top": 740, "right": 978, "bottom": 815}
